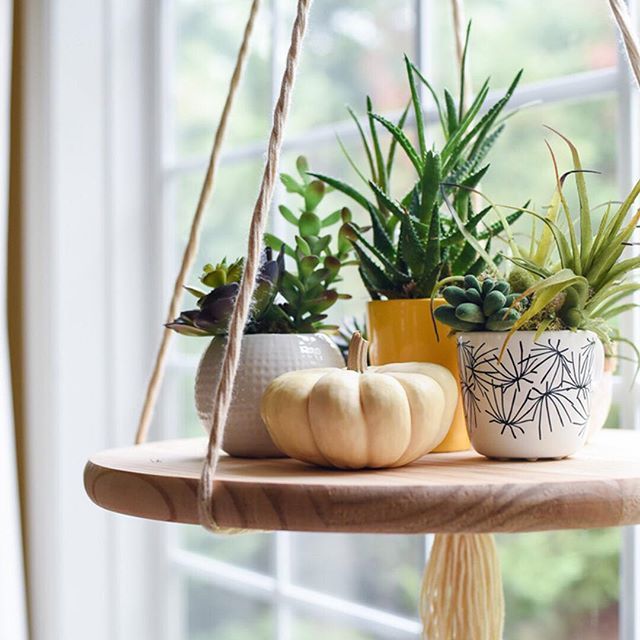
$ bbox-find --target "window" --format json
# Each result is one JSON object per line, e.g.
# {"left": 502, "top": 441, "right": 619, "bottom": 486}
{"left": 156, "top": 1, "right": 640, "bottom": 638}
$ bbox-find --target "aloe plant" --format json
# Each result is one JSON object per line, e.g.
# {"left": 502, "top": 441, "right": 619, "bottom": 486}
{"left": 498, "top": 129, "right": 640, "bottom": 348}
{"left": 264, "top": 156, "right": 354, "bottom": 332}
{"left": 311, "top": 24, "right": 524, "bottom": 299}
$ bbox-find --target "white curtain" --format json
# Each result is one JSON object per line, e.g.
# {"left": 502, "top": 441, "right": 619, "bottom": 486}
{"left": 0, "top": 1, "right": 27, "bottom": 638}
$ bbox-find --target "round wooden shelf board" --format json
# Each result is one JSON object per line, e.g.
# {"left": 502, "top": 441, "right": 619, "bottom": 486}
{"left": 84, "top": 429, "right": 640, "bottom": 534}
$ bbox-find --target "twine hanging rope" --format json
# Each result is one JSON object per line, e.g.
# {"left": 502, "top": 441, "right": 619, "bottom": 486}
{"left": 450, "top": 0, "right": 471, "bottom": 112}
{"left": 198, "top": 0, "right": 312, "bottom": 532}
{"left": 609, "top": 0, "right": 640, "bottom": 87}
{"left": 421, "top": 534, "right": 504, "bottom": 640}
{"left": 134, "top": 0, "right": 262, "bottom": 445}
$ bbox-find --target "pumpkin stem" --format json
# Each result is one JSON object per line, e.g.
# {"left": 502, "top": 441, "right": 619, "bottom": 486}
{"left": 347, "top": 332, "right": 369, "bottom": 373}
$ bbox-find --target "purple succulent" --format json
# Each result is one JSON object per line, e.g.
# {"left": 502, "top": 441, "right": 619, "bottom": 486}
{"left": 166, "top": 248, "right": 284, "bottom": 337}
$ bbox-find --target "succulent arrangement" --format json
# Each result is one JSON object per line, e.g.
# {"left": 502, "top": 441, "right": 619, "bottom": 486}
{"left": 434, "top": 275, "right": 524, "bottom": 332}
{"left": 168, "top": 157, "right": 353, "bottom": 337}
{"left": 311, "top": 26, "right": 524, "bottom": 299}
{"left": 433, "top": 130, "right": 640, "bottom": 358}
{"left": 166, "top": 249, "right": 285, "bottom": 336}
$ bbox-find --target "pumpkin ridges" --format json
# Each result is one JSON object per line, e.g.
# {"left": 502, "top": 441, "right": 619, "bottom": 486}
{"left": 261, "top": 356, "right": 459, "bottom": 469}
{"left": 308, "top": 370, "right": 371, "bottom": 469}
{"left": 261, "top": 370, "right": 330, "bottom": 466}
{"left": 385, "top": 374, "right": 447, "bottom": 466}
{"left": 359, "top": 373, "right": 412, "bottom": 467}
{"left": 376, "top": 362, "right": 458, "bottom": 435}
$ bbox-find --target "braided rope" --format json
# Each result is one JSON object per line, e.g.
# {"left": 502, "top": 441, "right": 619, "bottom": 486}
{"left": 609, "top": 0, "right": 640, "bottom": 88}
{"left": 198, "top": 0, "right": 312, "bottom": 532}
{"left": 134, "top": 0, "right": 262, "bottom": 445}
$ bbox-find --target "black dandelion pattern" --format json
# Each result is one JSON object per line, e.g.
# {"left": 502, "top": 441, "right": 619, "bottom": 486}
{"left": 457, "top": 339, "right": 498, "bottom": 430}
{"left": 457, "top": 334, "right": 598, "bottom": 442}
{"left": 484, "top": 385, "right": 533, "bottom": 439}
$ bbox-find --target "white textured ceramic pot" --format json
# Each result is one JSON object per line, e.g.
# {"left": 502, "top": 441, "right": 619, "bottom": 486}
{"left": 195, "top": 333, "right": 345, "bottom": 458}
{"left": 457, "top": 330, "right": 604, "bottom": 460}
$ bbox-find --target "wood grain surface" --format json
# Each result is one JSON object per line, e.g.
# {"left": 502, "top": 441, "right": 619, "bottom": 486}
{"left": 84, "top": 429, "right": 640, "bottom": 533}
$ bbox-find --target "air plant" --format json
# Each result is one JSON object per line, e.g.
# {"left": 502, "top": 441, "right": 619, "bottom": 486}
{"left": 166, "top": 249, "right": 285, "bottom": 336}
{"left": 264, "top": 155, "right": 354, "bottom": 332}
{"left": 310, "top": 24, "right": 524, "bottom": 299}
{"left": 434, "top": 274, "right": 525, "bottom": 332}
{"left": 495, "top": 128, "right": 640, "bottom": 350}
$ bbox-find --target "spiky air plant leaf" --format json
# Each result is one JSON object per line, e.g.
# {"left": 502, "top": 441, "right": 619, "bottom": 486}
{"left": 498, "top": 130, "right": 640, "bottom": 349}
{"left": 311, "top": 24, "right": 523, "bottom": 299}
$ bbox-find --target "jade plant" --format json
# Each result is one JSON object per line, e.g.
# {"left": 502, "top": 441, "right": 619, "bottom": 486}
{"left": 434, "top": 274, "right": 525, "bottom": 332}
{"left": 264, "top": 155, "right": 354, "bottom": 332}
{"left": 311, "top": 25, "right": 524, "bottom": 299}
{"left": 168, "top": 157, "right": 353, "bottom": 337}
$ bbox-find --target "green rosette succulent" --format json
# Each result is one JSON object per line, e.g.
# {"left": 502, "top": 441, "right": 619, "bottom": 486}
{"left": 434, "top": 274, "right": 524, "bottom": 332}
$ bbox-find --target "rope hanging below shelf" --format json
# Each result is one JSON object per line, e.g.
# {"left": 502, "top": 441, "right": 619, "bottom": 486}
{"left": 198, "top": 0, "right": 312, "bottom": 533}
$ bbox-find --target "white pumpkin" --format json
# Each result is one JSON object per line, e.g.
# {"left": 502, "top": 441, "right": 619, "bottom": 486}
{"left": 260, "top": 333, "right": 458, "bottom": 469}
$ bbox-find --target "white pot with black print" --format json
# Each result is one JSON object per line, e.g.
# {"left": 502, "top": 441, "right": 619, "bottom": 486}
{"left": 456, "top": 331, "right": 604, "bottom": 460}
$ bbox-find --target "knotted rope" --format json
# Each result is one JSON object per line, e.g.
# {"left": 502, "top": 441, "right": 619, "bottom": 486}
{"left": 134, "top": 0, "right": 262, "bottom": 445}
{"left": 198, "top": 0, "right": 312, "bottom": 532}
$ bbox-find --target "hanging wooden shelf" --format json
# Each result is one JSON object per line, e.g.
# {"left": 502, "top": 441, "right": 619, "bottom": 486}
{"left": 84, "top": 428, "right": 640, "bottom": 534}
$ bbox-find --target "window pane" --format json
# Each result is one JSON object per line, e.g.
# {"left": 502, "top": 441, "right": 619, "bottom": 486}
{"left": 290, "top": 533, "right": 424, "bottom": 618}
{"left": 291, "top": 609, "right": 417, "bottom": 640}
{"left": 182, "top": 577, "right": 274, "bottom": 639}
{"left": 427, "top": 0, "right": 617, "bottom": 89}
{"left": 173, "top": 159, "right": 266, "bottom": 263}
{"left": 481, "top": 96, "right": 617, "bottom": 208}
{"left": 179, "top": 527, "right": 274, "bottom": 575}
{"left": 283, "top": 0, "right": 415, "bottom": 134}
{"left": 500, "top": 529, "right": 621, "bottom": 639}
{"left": 173, "top": 0, "right": 271, "bottom": 158}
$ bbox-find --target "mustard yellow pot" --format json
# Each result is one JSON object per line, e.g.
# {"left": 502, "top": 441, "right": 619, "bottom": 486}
{"left": 367, "top": 298, "right": 470, "bottom": 453}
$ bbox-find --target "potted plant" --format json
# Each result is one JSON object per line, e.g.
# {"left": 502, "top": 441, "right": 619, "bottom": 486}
{"left": 312, "top": 28, "right": 523, "bottom": 451}
{"left": 167, "top": 157, "right": 349, "bottom": 457}
{"left": 434, "top": 133, "right": 640, "bottom": 459}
